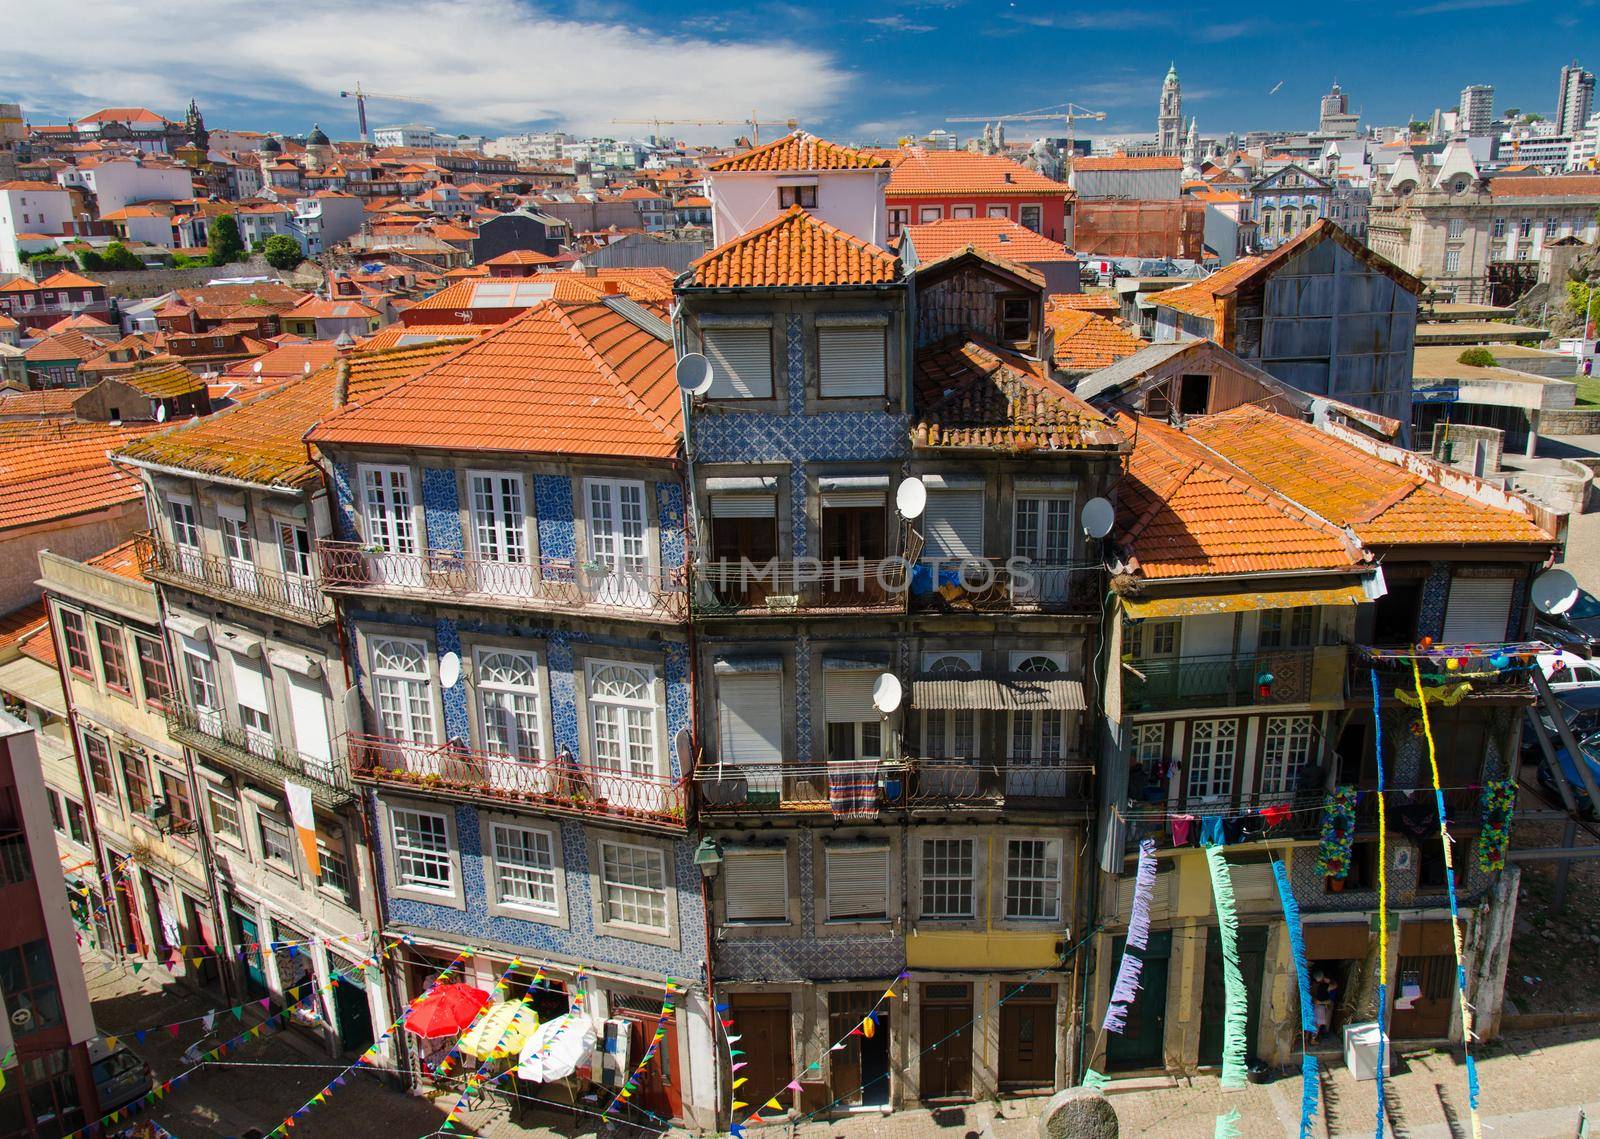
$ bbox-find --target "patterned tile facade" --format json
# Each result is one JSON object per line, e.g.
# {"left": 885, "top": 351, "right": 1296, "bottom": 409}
{"left": 656, "top": 481, "right": 685, "bottom": 568}
{"left": 1418, "top": 562, "right": 1449, "bottom": 641}
{"left": 534, "top": 474, "right": 576, "bottom": 562}
{"left": 422, "top": 467, "right": 464, "bottom": 553}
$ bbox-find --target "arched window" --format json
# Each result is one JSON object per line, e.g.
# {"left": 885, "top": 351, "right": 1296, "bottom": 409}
{"left": 1010, "top": 655, "right": 1065, "bottom": 760}
{"left": 1259, "top": 209, "right": 1275, "bottom": 237}
{"left": 926, "top": 655, "right": 974, "bottom": 675}
{"left": 477, "top": 649, "right": 543, "bottom": 760}
{"left": 589, "top": 663, "right": 657, "bottom": 777}
{"left": 372, "top": 638, "right": 433, "bottom": 743}
{"left": 923, "top": 655, "right": 975, "bottom": 759}
{"left": 1013, "top": 655, "right": 1062, "bottom": 674}
{"left": 1303, "top": 208, "right": 1317, "bottom": 230}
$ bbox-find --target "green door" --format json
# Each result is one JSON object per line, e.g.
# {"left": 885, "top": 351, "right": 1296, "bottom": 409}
{"left": 233, "top": 912, "right": 268, "bottom": 998}
{"left": 1199, "top": 925, "right": 1268, "bottom": 1065}
{"left": 333, "top": 964, "right": 375, "bottom": 1053}
{"left": 1106, "top": 930, "right": 1171, "bottom": 1071}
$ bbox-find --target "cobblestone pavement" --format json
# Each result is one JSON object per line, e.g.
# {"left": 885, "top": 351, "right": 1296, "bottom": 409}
{"left": 84, "top": 947, "right": 1600, "bottom": 1139}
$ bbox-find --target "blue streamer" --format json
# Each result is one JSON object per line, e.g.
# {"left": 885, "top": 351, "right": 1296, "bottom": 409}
{"left": 1465, "top": 1053, "right": 1480, "bottom": 1109}
{"left": 1301, "top": 1053, "right": 1320, "bottom": 1136}
{"left": 1274, "top": 858, "right": 1318, "bottom": 1139}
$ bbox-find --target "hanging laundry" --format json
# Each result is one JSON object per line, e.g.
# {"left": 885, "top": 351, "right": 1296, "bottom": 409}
{"left": 1260, "top": 803, "right": 1292, "bottom": 829}
{"left": 1170, "top": 814, "right": 1198, "bottom": 847}
{"left": 1221, "top": 816, "right": 1250, "bottom": 845}
{"left": 1199, "top": 815, "right": 1226, "bottom": 848}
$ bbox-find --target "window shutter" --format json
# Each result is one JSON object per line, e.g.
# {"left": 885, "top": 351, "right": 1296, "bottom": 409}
{"left": 704, "top": 328, "right": 773, "bottom": 399}
{"left": 1441, "top": 577, "right": 1514, "bottom": 643}
{"left": 724, "top": 850, "right": 787, "bottom": 921}
{"left": 228, "top": 654, "right": 270, "bottom": 714}
{"left": 924, "top": 490, "right": 985, "bottom": 559}
{"left": 818, "top": 327, "right": 887, "bottom": 398}
{"left": 709, "top": 494, "right": 777, "bottom": 519}
{"left": 826, "top": 846, "right": 889, "bottom": 920}
{"left": 717, "top": 675, "right": 783, "bottom": 765}
{"left": 1230, "top": 863, "right": 1275, "bottom": 904}
{"left": 824, "top": 671, "right": 879, "bottom": 723}
{"left": 820, "top": 491, "right": 885, "bottom": 509}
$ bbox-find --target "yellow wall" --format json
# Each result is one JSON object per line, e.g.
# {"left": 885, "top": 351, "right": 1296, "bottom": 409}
{"left": 905, "top": 930, "right": 1061, "bottom": 970}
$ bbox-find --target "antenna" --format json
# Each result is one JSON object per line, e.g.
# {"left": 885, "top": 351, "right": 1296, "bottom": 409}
{"left": 439, "top": 651, "right": 462, "bottom": 689}
{"left": 1081, "top": 496, "right": 1114, "bottom": 539}
{"left": 895, "top": 477, "right": 927, "bottom": 519}
{"left": 675, "top": 352, "right": 714, "bottom": 396}
{"left": 1531, "top": 568, "right": 1580, "bottom": 616}
{"left": 872, "top": 673, "right": 903, "bottom": 715}
{"left": 156, "top": 404, "right": 168, "bottom": 423}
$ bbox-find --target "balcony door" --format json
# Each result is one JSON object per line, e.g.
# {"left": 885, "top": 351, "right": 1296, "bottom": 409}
{"left": 476, "top": 648, "right": 550, "bottom": 795}
{"left": 360, "top": 465, "right": 417, "bottom": 586}
{"left": 1012, "top": 495, "right": 1072, "bottom": 604}
{"left": 371, "top": 638, "right": 435, "bottom": 751}
{"left": 228, "top": 653, "right": 274, "bottom": 759}
{"left": 277, "top": 522, "right": 319, "bottom": 612}
{"left": 182, "top": 646, "right": 223, "bottom": 737}
{"left": 469, "top": 472, "right": 533, "bottom": 596}
{"left": 708, "top": 495, "right": 777, "bottom": 607}
{"left": 167, "top": 496, "right": 203, "bottom": 576}
{"left": 585, "top": 479, "right": 650, "bottom": 609}
{"left": 219, "top": 505, "right": 257, "bottom": 593}
{"left": 286, "top": 671, "right": 334, "bottom": 779}
{"left": 821, "top": 493, "right": 887, "bottom": 605}
{"left": 587, "top": 662, "right": 663, "bottom": 812}
{"left": 1007, "top": 654, "right": 1067, "bottom": 796}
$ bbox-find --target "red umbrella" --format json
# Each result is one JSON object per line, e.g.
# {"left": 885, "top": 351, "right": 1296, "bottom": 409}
{"left": 405, "top": 982, "right": 491, "bottom": 1039}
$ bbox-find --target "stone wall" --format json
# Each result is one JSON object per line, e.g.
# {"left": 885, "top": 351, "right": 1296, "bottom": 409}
{"left": 1539, "top": 407, "right": 1600, "bottom": 436}
{"left": 97, "top": 257, "right": 316, "bottom": 300}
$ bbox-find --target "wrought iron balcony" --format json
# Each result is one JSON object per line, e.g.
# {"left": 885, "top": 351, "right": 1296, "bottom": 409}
{"left": 1120, "top": 789, "right": 1324, "bottom": 853}
{"left": 696, "top": 757, "right": 1095, "bottom": 815}
{"left": 317, "top": 542, "right": 688, "bottom": 622}
{"left": 137, "top": 532, "right": 333, "bottom": 626}
{"left": 164, "top": 702, "right": 355, "bottom": 809}
{"left": 1123, "top": 645, "right": 1348, "bottom": 713}
{"left": 347, "top": 734, "right": 688, "bottom": 833}
{"left": 693, "top": 558, "right": 910, "bottom": 616}
{"left": 908, "top": 559, "right": 1102, "bottom": 616}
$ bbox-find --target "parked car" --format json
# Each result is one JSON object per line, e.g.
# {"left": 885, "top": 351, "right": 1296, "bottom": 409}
{"left": 1536, "top": 587, "right": 1600, "bottom": 657}
{"left": 89, "top": 1037, "right": 153, "bottom": 1115}
{"left": 1081, "top": 256, "right": 1119, "bottom": 281}
{"left": 1079, "top": 265, "right": 1100, "bottom": 287}
{"left": 1537, "top": 730, "right": 1600, "bottom": 817}
{"left": 1537, "top": 650, "right": 1600, "bottom": 693}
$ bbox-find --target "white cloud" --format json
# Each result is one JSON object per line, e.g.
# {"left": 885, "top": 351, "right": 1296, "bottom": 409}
{"left": 1, "top": 0, "right": 853, "bottom": 140}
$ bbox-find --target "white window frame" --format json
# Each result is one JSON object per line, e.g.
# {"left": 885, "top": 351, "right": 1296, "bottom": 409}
{"left": 1004, "top": 837, "right": 1061, "bottom": 921}
{"left": 586, "top": 660, "right": 660, "bottom": 779}
{"left": 257, "top": 811, "right": 297, "bottom": 878}
{"left": 584, "top": 478, "right": 652, "bottom": 605}
{"left": 207, "top": 787, "right": 243, "bottom": 847}
{"left": 918, "top": 206, "right": 944, "bottom": 222}
{"left": 389, "top": 805, "right": 456, "bottom": 897}
{"left": 1012, "top": 494, "right": 1073, "bottom": 566}
{"left": 920, "top": 837, "right": 976, "bottom": 919}
{"left": 921, "top": 653, "right": 978, "bottom": 760}
{"left": 1007, "top": 653, "right": 1067, "bottom": 760}
{"left": 370, "top": 637, "right": 436, "bottom": 744}
{"left": 597, "top": 838, "right": 670, "bottom": 932}
{"left": 488, "top": 820, "right": 562, "bottom": 918}
{"left": 1132, "top": 722, "right": 1166, "bottom": 767}
{"left": 359, "top": 464, "right": 418, "bottom": 554}
{"left": 167, "top": 495, "right": 200, "bottom": 553}
{"left": 1186, "top": 717, "right": 1238, "bottom": 801}
{"left": 475, "top": 646, "right": 547, "bottom": 760}
{"left": 468, "top": 470, "right": 531, "bottom": 565}
{"left": 1261, "top": 715, "right": 1313, "bottom": 797}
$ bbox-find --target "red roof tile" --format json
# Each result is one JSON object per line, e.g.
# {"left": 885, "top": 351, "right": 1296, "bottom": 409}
{"left": 880, "top": 148, "right": 1070, "bottom": 198}
{"left": 1073, "top": 155, "right": 1184, "bottom": 171}
{"left": 903, "top": 217, "right": 1073, "bottom": 264}
{"left": 687, "top": 206, "right": 898, "bottom": 289}
{"left": 707, "top": 132, "right": 888, "bottom": 173}
{"left": 1488, "top": 174, "right": 1600, "bottom": 199}
{"left": 0, "top": 420, "right": 163, "bottom": 531}
{"left": 1046, "top": 309, "right": 1144, "bottom": 371}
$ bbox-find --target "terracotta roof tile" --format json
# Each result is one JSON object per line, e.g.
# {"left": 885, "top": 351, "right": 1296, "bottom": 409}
{"left": 408, "top": 268, "right": 675, "bottom": 314}
{"left": 18, "top": 622, "right": 57, "bottom": 669}
{"left": 23, "top": 330, "right": 104, "bottom": 363}
{"left": 913, "top": 337, "right": 1124, "bottom": 451}
{"left": 309, "top": 301, "right": 680, "bottom": 460}
{"left": 1185, "top": 405, "right": 1557, "bottom": 547}
{"left": 706, "top": 132, "right": 888, "bottom": 173}
{"left": 1045, "top": 309, "right": 1145, "bottom": 372}
{"left": 86, "top": 538, "right": 148, "bottom": 582}
{"left": 1488, "top": 175, "right": 1600, "bottom": 199}
{"left": 1116, "top": 412, "right": 1361, "bottom": 579}
{"left": 1046, "top": 292, "right": 1120, "bottom": 315}
{"left": 879, "top": 148, "right": 1070, "bottom": 198}
{"left": 0, "top": 419, "right": 162, "bottom": 531}
{"left": 483, "top": 249, "right": 559, "bottom": 266}
{"left": 0, "top": 389, "right": 79, "bottom": 417}
{"left": 0, "top": 602, "right": 48, "bottom": 658}
{"left": 687, "top": 206, "right": 898, "bottom": 289}
{"left": 903, "top": 218, "right": 1073, "bottom": 264}
{"left": 121, "top": 361, "right": 207, "bottom": 398}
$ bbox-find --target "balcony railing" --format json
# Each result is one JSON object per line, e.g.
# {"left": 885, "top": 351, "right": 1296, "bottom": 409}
{"left": 348, "top": 735, "right": 688, "bottom": 832}
{"left": 694, "top": 558, "right": 910, "bottom": 615}
{"left": 909, "top": 560, "right": 1102, "bottom": 615}
{"left": 1123, "top": 645, "right": 1348, "bottom": 713}
{"left": 164, "top": 703, "right": 355, "bottom": 808}
{"left": 696, "top": 757, "right": 1095, "bottom": 814}
{"left": 317, "top": 542, "right": 687, "bottom": 622}
{"left": 138, "top": 532, "right": 333, "bottom": 625}
{"left": 1121, "top": 789, "right": 1324, "bottom": 852}
{"left": 1355, "top": 645, "right": 1534, "bottom": 702}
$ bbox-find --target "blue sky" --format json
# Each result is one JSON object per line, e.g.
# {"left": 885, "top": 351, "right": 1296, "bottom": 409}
{"left": 1, "top": 0, "right": 1595, "bottom": 147}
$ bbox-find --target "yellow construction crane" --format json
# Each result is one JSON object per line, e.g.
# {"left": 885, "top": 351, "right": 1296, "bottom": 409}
{"left": 339, "top": 82, "right": 428, "bottom": 144}
{"left": 610, "top": 114, "right": 799, "bottom": 146}
{"left": 945, "top": 102, "right": 1107, "bottom": 155}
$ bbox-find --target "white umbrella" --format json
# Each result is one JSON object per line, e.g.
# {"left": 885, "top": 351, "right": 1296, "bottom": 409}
{"left": 516, "top": 1012, "right": 597, "bottom": 1083}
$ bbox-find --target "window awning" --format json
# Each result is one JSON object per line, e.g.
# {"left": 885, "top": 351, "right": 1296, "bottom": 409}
{"left": 913, "top": 674, "right": 1086, "bottom": 711}
{"left": 1121, "top": 582, "right": 1370, "bottom": 621}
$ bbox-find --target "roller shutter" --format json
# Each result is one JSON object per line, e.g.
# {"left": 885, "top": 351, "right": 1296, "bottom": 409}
{"left": 1441, "top": 577, "right": 1514, "bottom": 643}
{"left": 717, "top": 674, "right": 783, "bottom": 765}
{"left": 818, "top": 326, "right": 887, "bottom": 397}
{"left": 824, "top": 670, "right": 879, "bottom": 723}
{"left": 825, "top": 846, "right": 889, "bottom": 920}
{"left": 924, "top": 490, "right": 985, "bottom": 559}
{"left": 724, "top": 850, "right": 787, "bottom": 922}
{"left": 704, "top": 328, "right": 773, "bottom": 399}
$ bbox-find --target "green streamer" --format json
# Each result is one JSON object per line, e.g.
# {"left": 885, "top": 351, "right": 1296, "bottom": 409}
{"left": 1205, "top": 845, "right": 1249, "bottom": 1089}
{"left": 1214, "top": 1108, "right": 1242, "bottom": 1137}
{"left": 1080, "top": 1067, "right": 1110, "bottom": 1090}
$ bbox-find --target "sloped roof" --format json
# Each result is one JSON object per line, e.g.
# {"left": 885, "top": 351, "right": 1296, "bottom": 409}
{"left": 706, "top": 132, "right": 889, "bottom": 173}
{"left": 120, "top": 361, "right": 206, "bottom": 398}
{"left": 1116, "top": 411, "right": 1362, "bottom": 579}
{"left": 880, "top": 148, "right": 1070, "bottom": 198}
{"left": 1046, "top": 309, "right": 1145, "bottom": 372}
{"left": 309, "top": 301, "right": 681, "bottom": 460}
{"left": 285, "top": 297, "right": 381, "bottom": 320}
{"left": 23, "top": 330, "right": 103, "bottom": 363}
{"left": 1047, "top": 292, "right": 1121, "bottom": 316}
{"left": 408, "top": 268, "right": 676, "bottom": 313}
{"left": 1488, "top": 174, "right": 1600, "bottom": 199}
{"left": 483, "top": 249, "right": 559, "bottom": 266}
{"left": 0, "top": 389, "right": 79, "bottom": 418}
{"left": 37, "top": 269, "right": 107, "bottom": 291}
{"left": 116, "top": 341, "right": 465, "bottom": 487}
{"left": 1185, "top": 405, "right": 1557, "bottom": 547}
{"left": 913, "top": 337, "right": 1124, "bottom": 451}
{"left": 0, "top": 419, "right": 162, "bottom": 531}
{"left": 686, "top": 205, "right": 898, "bottom": 289}
{"left": 903, "top": 217, "right": 1074, "bottom": 264}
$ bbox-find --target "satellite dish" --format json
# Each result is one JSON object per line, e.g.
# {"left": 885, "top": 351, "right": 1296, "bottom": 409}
{"left": 1082, "top": 496, "right": 1115, "bottom": 539}
{"left": 872, "top": 672, "right": 903, "bottom": 715}
{"left": 253, "top": 361, "right": 263, "bottom": 374}
{"left": 895, "top": 477, "right": 927, "bottom": 519}
{"left": 1532, "top": 568, "right": 1580, "bottom": 616}
{"left": 675, "top": 352, "right": 714, "bottom": 396}
{"left": 156, "top": 404, "right": 168, "bottom": 423}
{"left": 675, "top": 727, "right": 694, "bottom": 776}
{"left": 439, "top": 651, "right": 461, "bottom": 689}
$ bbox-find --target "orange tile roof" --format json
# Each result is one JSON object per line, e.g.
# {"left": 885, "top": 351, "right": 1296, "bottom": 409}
{"left": 286, "top": 296, "right": 381, "bottom": 320}
{"left": 0, "top": 389, "right": 79, "bottom": 418}
{"left": 913, "top": 337, "right": 1124, "bottom": 451}
{"left": 77, "top": 107, "right": 168, "bottom": 125}
{"left": 1185, "top": 405, "right": 1557, "bottom": 547}
{"left": 687, "top": 205, "right": 898, "bottom": 289}
{"left": 18, "top": 622, "right": 57, "bottom": 669}
{"left": 116, "top": 341, "right": 465, "bottom": 487}
{"left": 881, "top": 148, "right": 1070, "bottom": 198}
{"left": 1488, "top": 174, "right": 1600, "bottom": 199}
{"left": 1046, "top": 292, "right": 1120, "bottom": 316}
{"left": 706, "top": 132, "right": 888, "bottom": 173}
{"left": 483, "top": 249, "right": 559, "bottom": 266}
{"left": 121, "top": 361, "right": 207, "bottom": 398}
{"left": 1146, "top": 256, "right": 1263, "bottom": 323}
{"left": 0, "top": 602, "right": 48, "bottom": 658}
{"left": 1046, "top": 309, "right": 1145, "bottom": 372}
{"left": 902, "top": 217, "right": 1073, "bottom": 264}
{"left": 47, "top": 313, "right": 115, "bottom": 333}
{"left": 222, "top": 341, "right": 340, "bottom": 382}
{"left": 1073, "top": 155, "right": 1184, "bottom": 171}
{"left": 1116, "top": 412, "right": 1361, "bottom": 579}
{"left": 361, "top": 323, "right": 492, "bottom": 350}
{"left": 310, "top": 301, "right": 680, "bottom": 460}
{"left": 23, "top": 330, "right": 104, "bottom": 363}
{"left": 0, "top": 419, "right": 162, "bottom": 531}
{"left": 86, "top": 538, "right": 148, "bottom": 582}
{"left": 37, "top": 269, "right": 106, "bottom": 291}
{"left": 676, "top": 194, "right": 712, "bottom": 208}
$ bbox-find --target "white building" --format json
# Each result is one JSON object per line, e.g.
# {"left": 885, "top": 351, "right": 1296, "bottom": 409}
{"left": 705, "top": 131, "right": 892, "bottom": 247}
{"left": 371, "top": 123, "right": 444, "bottom": 148}
{"left": 56, "top": 158, "right": 193, "bottom": 217}
{"left": 1556, "top": 61, "right": 1596, "bottom": 138}
{"left": 292, "top": 192, "right": 364, "bottom": 255}
{"left": 1460, "top": 85, "right": 1495, "bottom": 137}
{"left": 0, "top": 180, "right": 76, "bottom": 273}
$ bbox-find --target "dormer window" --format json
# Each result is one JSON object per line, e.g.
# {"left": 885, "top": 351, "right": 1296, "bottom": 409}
{"left": 998, "top": 296, "right": 1033, "bottom": 346}
{"left": 778, "top": 184, "right": 818, "bottom": 209}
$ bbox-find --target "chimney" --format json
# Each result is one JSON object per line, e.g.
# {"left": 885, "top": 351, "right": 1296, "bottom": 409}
{"left": 1003, "top": 171, "right": 1014, "bottom": 183}
{"left": 584, "top": 265, "right": 598, "bottom": 277}
{"left": 602, "top": 279, "right": 620, "bottom": 295}
{"left": 333, "top": 357, "right": 350, "bottom": 407}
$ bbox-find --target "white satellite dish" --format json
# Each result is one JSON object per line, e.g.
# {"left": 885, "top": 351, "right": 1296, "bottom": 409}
{"left": 439, "top": 651, "right": 461, "bottom": 689}
{"left": 253, "top": 360, "right": 263, "bottom": 374}
{"left": 1081, "top": 496, "right": 1115, "bottom": 539}
{"left": 675, "top": 727, "right": 694, "bottom": 775}
{"left": 675, "top": 352, "right": 714, "bottom": 396}
{"left": 1532, "top": 567, "right": 1580, "bottom": 616}
{"left": 895, "top": 477, "right": 927, "bottom": 519}
{"left": 872, "top": 672, "right": 903, "bottom": 715}
{"left": 156, "top": 404, "right": 168, "bottom": 423}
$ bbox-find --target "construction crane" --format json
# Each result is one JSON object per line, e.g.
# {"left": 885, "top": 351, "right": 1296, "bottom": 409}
{"left": 610, "top": 114, "right": 799, "bottom": 147}
{"left": 339, "top": 82, "right": 427, "bottom": 144}
{"left": 945, "top": 102, "right": 1107, "bottom": 155}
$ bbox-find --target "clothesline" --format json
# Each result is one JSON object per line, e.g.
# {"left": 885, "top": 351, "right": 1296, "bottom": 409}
{"left": 1114, "top": 781, "right": 1489, "bottom": 822}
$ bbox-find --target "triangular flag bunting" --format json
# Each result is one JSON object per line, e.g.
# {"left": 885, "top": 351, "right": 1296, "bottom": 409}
{"left": 764, "top": 1098, "right": 782, "bottom": 1111}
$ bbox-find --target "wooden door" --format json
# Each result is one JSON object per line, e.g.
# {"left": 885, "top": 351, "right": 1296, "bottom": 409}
{"left": 1390, "top": 955, "right": 1456, "bottom": 1039}
{"left": 821, "top": 506, "right": 887, "bottom": 605}
{"left": 1106, "top": 931, "right": 1170, "bottom": 1071}
{"left": 998, "top": 984, "right": 1056, "bottom": 1090}
{"left": 919, "top": 984, "right": 972, "bottom": 1099}
{"left": 618, "top": 1006, "right": 683, "bottom": 1120}
{"left": 731, "top": 993, "right": 794, "bottom": 1110}
{"left": 1199, "top": 925, "right": 1267, "bottom": 1065}
{"left": 829, "top": 990, "right": 891, "bottom": 1106}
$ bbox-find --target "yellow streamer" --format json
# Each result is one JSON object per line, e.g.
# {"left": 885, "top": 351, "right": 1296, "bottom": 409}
{"left": 1412, "top": 659, "right": 1482, "bottom": 1139}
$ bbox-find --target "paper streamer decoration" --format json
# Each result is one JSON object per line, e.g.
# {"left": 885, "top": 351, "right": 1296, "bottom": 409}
{"left": 1273, "top": 859, "right": 1319, "bottom": 1138}
{"left": 1203, "top": 844, "right": 1249, "bottom": 1089}
{"left": 1103, "top": 838, "right": 1158, "bottom": 1034}
{"left": 1477, "top": 779, "right": 1516, "bottom": 873}
{"left": 1214, "top": 1107, "right": 1242, "bottom": 1138}
{"left": 1371, "top": 669, "right": 1391, "bottom": 1135}
{"left": 1412, "top": 658, "right": 1483, "bottom": 1139}
{"left": 1314, "top": 786, "right": 1357, "bottom": 879}
{"left": 1079, "top": 1067, "right": 1110, "bottom": 1090}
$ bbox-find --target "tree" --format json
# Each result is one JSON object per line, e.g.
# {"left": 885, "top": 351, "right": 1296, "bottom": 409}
{"left": 1523, "top": 112, "right": 1545, "bottom": 124}
{"left": 261, "top": 234, "right": 305, "bottom": 271}
{"left": 1457, "top": 347, "right": 1498, "bottom": 367}
{"left": 1503, "top": 107, "right": 1521, "bottom": 119}
{"left": 207, "top": 214, "right": 245, "bottom": 266}
{"left": 76, "top": 250, "right": 106, "bottom": 272}
{"left": 1408, "top": 120, "right": 1429, "bottom": 135}
{"left": 100, "top": 242, "right": 144, "bottom": 271}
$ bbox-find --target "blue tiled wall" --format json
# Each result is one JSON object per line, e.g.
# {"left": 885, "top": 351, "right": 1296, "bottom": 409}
{"left": 656, "top": 482, "right": 685, "bottom": 568}
{"left": 422, "top": 468, "right": 463, "bottom": 553}
{"left": 1418, "top": 562, "right": 1450, "bottom": 640}
{"left": 534, "top": 475, "right": 576, "bottom": 563}
{"left": 436, "top": 618, "right": 470, "bottom": 742}
{"left": 383, "top": 806, "right": 707, "bottom": 980}
{"left": 330, "top": 461, "right": 358, "bottom": 541}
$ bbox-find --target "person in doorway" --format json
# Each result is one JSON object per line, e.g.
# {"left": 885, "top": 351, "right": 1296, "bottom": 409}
{"left": 1312, "top": 969, "right": 1333, "bottom": 1040}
